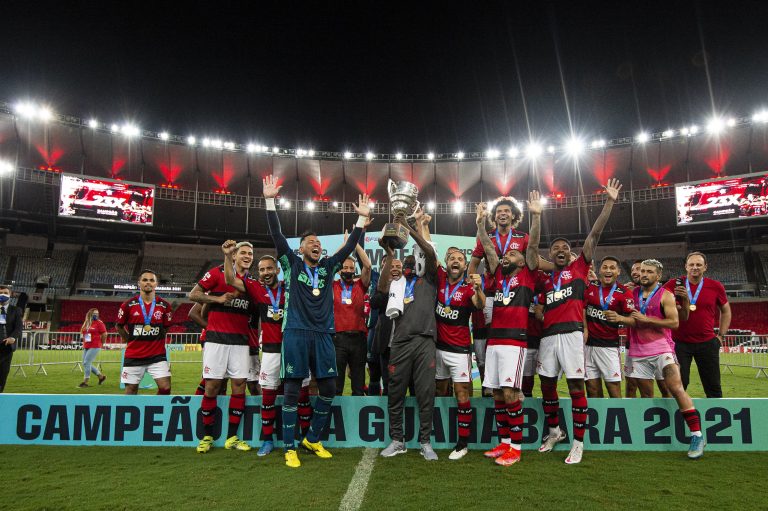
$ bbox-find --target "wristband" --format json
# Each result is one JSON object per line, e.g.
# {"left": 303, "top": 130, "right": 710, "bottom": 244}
{"left": 356, "top": 216, "right": 366, "bottom": 228}
{"left": 266, "top": 198, "right": 276, "bottom": 210}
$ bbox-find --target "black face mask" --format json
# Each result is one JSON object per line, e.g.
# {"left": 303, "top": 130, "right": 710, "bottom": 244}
{"left": 340, "top": 271, "right": 354, "bottom": 281}
{"left": 402, "top": 264, "right": 415, "bottom": 277}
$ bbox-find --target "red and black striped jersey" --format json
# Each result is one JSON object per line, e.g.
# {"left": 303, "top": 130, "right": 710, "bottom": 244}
{"left": 486, "top": 266, "right": 538, "bottom": 348}
{"left": 197, "top": 265, "right": 253, "bottom": 346}
{"left": 584, "top": 282, "right": 635, "bottom": 347}
{"left": 244, "top": 279, "right": 286, "bottom": 353}
{"left": 116, "top": 294, "right": 172, "bottom": 366}
{"left": 435, "top": 266, "right": 478, "bottom": 353}
{"left": 541, "top": 254, "right": 591, "bottom": 336}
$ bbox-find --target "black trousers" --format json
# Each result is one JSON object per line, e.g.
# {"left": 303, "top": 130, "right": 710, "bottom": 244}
{"left": 675, "top": 338, "right": 723, "bottom": 398}
{"left": 387, "top": 335, "right": 436, "bottom": 444}
{"left": 0, "top": 349, "right": 13, "bottom": 393}
{"left": 333, "top": 331, "right": 367, "bottom": 396}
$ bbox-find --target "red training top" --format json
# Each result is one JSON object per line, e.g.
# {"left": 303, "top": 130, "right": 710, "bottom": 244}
{"left": 663, "top": 276, "right": 728, "bottom": 344}
{"left": 82, "top": 320, "right": 107, "bottom": 349}
{"left": 333, "top": 279, "right": 368, "bottom": 334}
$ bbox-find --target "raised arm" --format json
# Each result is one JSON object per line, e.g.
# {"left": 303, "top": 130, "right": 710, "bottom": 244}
{"left": 475, "top": 203, "right": 499, "bottom": 274}
{"left": 525, "top": 191, "right": 542, "bottom": 271}
{"left": 581, "top": 178, "right": 622, "bottom": 263}
{"left": 330, "top": 194, "right": 371, "bottom": 267}
{"left": 377, "top": 240, "right": 395, "bottom": 294}
{"left": 222, "top": 239, "right": 246, "bottom": 293}
{"left": 263, "top": 174, "right": 293, "bottom": 258}
{"left": 400, "top": 209, "right": 437, "bottom": 277}
{"left": 356, "top": 220, "right": 373, "bottom": 288}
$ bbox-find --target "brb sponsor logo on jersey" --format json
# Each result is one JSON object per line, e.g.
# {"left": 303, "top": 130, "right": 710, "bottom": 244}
{"left": 436, "top": 302, "right": 460, "bottom": 320}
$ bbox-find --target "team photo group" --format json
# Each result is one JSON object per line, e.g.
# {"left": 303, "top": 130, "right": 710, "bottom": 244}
{"left": 114, "top": 174, "right": 728, "bottom": 468}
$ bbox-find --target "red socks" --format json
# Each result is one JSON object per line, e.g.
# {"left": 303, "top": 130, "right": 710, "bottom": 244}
{"left": 507, "top": 400, "right": 523, "bottom": 447}
{"left": 570, "top": 390, "right": 588, "bottom": 442}
{"left": 494, "top": 399, "right": 510, "bottom": 443}
{"left": 541, "top": 383, "right": 560, "bottom": 430}
{"left": 682, "top": 408, "right": 701, "bottom": 433}
{"left": 457, "top": 400, "right": 473, "bottom": 443}
{"left": 261, "top": 388, "right": 278, "bottom": 439}
{"left": 227, "top": 393, "right": 246, "bottom": 438}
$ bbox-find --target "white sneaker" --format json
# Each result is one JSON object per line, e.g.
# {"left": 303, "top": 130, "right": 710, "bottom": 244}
{"left": 448, "top": 443, "right": 468, "bottom": 460}
{"left": 565, "top": 440, "right": 584, "bottom": 464}
{"left": 420, "top": 443, "right": 438, "bottom": 461}
{"left": 538, "top": 428, "right": 567, "bottom": 452}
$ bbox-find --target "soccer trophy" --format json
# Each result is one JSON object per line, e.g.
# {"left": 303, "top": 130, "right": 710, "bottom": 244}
{"left": 381, "top": 179, "right": 420, "bottom": 249}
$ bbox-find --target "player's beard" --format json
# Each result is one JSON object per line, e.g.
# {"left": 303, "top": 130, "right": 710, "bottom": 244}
{"left": 501, "top": 262, "right": 515, "bottom": 275}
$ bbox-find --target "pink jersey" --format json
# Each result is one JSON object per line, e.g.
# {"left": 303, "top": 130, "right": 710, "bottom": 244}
{"left": 628, "top": 285, "right": 674, "bottom": 357}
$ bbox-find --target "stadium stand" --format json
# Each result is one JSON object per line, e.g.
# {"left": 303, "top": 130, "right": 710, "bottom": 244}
{"left": 82, "top": 251, "right": 138, "bottom": 285}
{"left": 706, "top": 252, "right": 749, "bottom": 284}
{"left": 728, "top": 301, "right": 768, "bottom": 334}
{"left": 6, "top": 247, "right": 78, "bottom": 289}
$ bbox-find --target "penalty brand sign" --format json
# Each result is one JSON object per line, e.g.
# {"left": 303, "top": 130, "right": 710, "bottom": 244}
{"left": 1, "top": 395, "right": 765, "bottom": 451}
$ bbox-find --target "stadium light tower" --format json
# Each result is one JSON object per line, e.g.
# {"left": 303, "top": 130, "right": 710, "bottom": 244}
{"left": 457, "top": 151, "right": 465, "bottom": 160}
{"left": 159, "top": 132, "right": 169, "bottom": 141}
{"left": 187, "top": 136, "right": 197, "bottom": 146}
{"left": 507, "top": 147, "right": 519, "bottom": 158}
{"left": 0, "top": 160, "right": 14, "bottom": 174}
{"left": 564, "top": 138, "right": 584, "bottom": 156}
{"left": 706, "top": 117, "right": 725, "bottom": 134}
{"left": 427, "top": 152, "right": 435, "bottom": 160}
{"left": 636, "top": 132, "right": 650, "bottom": 144}
{"left": 366, "top": 152, "right": 375, "bottom": 160}
{"left": 395, "top": 152, "right": 403, "bottom": 160}
{"left": 88, "top": 119, "right": 99, "bottom": 129}
{"left": 344, "top": 151, "right": 353, "bottom": 159}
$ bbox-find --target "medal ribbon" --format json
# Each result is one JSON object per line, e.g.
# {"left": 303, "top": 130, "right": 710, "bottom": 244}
{"left": 502, "top": 275, "right": 515, "bottom": 300}
{"left": 266, "top": 284, "right": 282, "bottom": 314}
{"left": 494, "top": 229, "right": 511, "bottom": 256}
{"left": 599, "top": 283, "right": 618, "bottom": 311}
{"left": 444, "top": 280, "right": 463, "bottom": 307}
{"left": 140, "top": 298, "right": 156, "bottom": 326}
{"left": 341, "top": 280, "right": 353, "bottom": 302}
{"left": 405, "top": 277, "right": 416, "bottom": 299}
{"left": 304, "top": 263, "right": 319, "bottom": 291}
{"left": 638, "top": 284, "right": 660, "bottom": 314}
{"left": 551, "top": 271, "right": 563, "bottom": 293}
{"left": 685, "top": 278, "right": 703, "bottom": 307}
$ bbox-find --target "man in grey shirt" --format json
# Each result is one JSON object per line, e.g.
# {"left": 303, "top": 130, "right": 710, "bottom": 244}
{"left": 378, "top": 212, "right": 439, "bottom": 460}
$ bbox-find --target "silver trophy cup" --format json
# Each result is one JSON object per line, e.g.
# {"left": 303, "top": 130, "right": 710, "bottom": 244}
{"left": 382, "top": 179, "right": 420, "bottom": 249}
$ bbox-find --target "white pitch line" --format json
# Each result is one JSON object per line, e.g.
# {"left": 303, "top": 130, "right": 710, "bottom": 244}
{"left": 339, "top": 448, "right": 378, "bottom": 511}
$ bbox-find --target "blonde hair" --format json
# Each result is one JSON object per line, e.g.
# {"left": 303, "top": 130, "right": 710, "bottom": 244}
{"left": 80, "top": 308, "right": 99, "bottom": 334}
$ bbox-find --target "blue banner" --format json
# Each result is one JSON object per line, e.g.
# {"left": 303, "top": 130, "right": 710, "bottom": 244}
{"left": 0, "top": 395, "right": 764, "bottom": 451}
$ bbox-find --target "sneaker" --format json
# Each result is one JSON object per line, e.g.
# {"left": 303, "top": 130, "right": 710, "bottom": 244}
{"left": 565, "top": 440, "right": 584, "bottom": 464}
{"left": 98, "top": 374, "right": 107, "bottom": 385}
{"left": 380, "top": 440, "right": 407, "bottom": 457}
{"left": 78, "top": 382, "right": 89, "bottom": 388}
{"left": 224, "top": 435, "right": 252, "bottom": 451}
{"left": 687, "top": 434, "right": 706, "bottom": 460}
{"left": 495, "top": 447, "right": 522, "bottom": 466}
{"left": 420, "top": 443, "right": 438, "bottom": 461}
{"left": 538, "top": 429, "right": 567, "bottom": 453}
{"left": 301, "top": 437, "right": 333, "bottom": 458}
{"left": 483, "top": 443, "right": 511, "bottom": 459}
{"left": 196, "top": 435, "right": 214, "bottom": 454}
{"left": 285, "top": 449, "right": 301, "bottom": 468}
{"left": 257, "top": 440, "right": 274, "bottom": 457}
{"left": 448, "top": 442, "right": 468, "bottom": 460}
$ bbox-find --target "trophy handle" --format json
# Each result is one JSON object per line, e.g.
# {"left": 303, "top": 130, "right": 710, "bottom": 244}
{"left": 387, "top": 179, "right": 397, "bottom": 197}
{"left": 406, "top": 199, "right": 421, "bottom": 221}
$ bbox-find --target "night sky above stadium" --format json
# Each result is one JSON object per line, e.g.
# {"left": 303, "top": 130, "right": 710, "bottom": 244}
{"left": 2, "top": 1, "right": 767, "bottom": 153}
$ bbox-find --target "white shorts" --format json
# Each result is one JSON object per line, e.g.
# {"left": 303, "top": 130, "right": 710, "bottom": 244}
{"left": 585, "top": 345, "right": 622, "bottom": 382}
{"left": 259, "top": 352, "right": 311, "bottom": 389}
{"left": 435, "top": 349, "right": 473, "bottom": 383}
{"left": 624, "top": 353, "right": 677, "bottom": 380}
{"left": 484, "top": 345, "right": 526, "bottom": 389}
{"left": 202, "top": 343, "right": 250, "bottom": 380}
{"left": 538, "top": 332, "right": 586, "bottom": 380}
{"left": 121, "top": 361, "right": 171, "bottom": 385}
{"left": 247, "top": 354, "right": 261, "bottom": 383}
{"left": 522, "top": 348, "right": 539, "bottom": 377}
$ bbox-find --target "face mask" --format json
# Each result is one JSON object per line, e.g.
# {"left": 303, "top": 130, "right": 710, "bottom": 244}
{"left": 340, "top": 271, "right": 354, "bottom": 281}
{"left": 402, "top": 264, "right": 415, "bottom": 277}
{"left": 0, "top": 295, "right": 9, "bottom": 303}
{"left": 92, "top": 314, "right": 99, "bottom": 321}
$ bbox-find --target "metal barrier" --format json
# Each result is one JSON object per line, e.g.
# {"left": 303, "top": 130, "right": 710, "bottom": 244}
{"left": 11, "top": 331, "right": 203, "bottom": 377}
{"left": 720, "top": 334, "right": 768, "bottom": 378}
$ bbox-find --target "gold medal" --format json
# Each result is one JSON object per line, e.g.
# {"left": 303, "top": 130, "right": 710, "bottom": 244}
{"left": 344, "top": 298, "right": 352, "bottom": 305}
{"left": 143, "top": 324, "right": 152, "bottom": 333}
{"left": 689, "top": 304, "right": 697, "bottom": 311}
{"left": 404, "top": 296, "right": 413, "bottom": 304}
{"left": 553, "top": 291, "right": 561, "bottom": 300}
{"left": 444, "top": 306, "right": 451, "bottom": 314}
{"left": 312, "top": 288, "right": 320, "bottom": 296}
{"left": 503, "top": 297, "right": 511, "bottom": 305}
